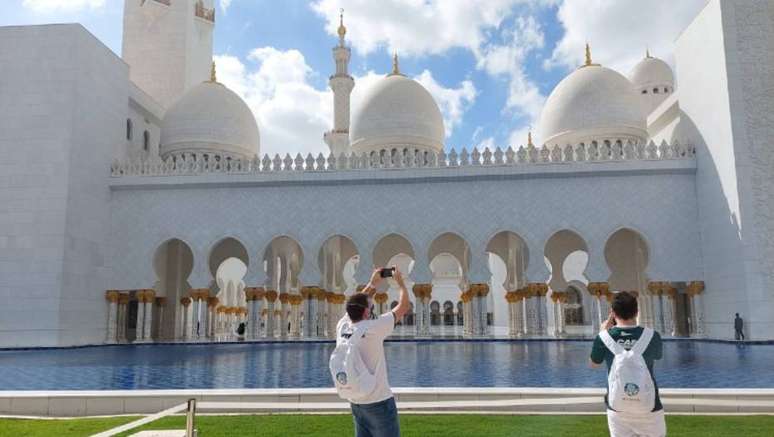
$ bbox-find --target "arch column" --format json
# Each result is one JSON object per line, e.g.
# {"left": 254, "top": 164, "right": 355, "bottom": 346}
{"left": 142, "top": 290, "right": 155, "bottom": 342}
{"left": 189, "top": 289, "right": 208, "bottom": 339}
{"left": 663, "top": 286, "right": 677, "bottom": 336}
{"left": 550, "top": 291, "right": 567, "bottom": 337}
{"left": 327, "top": 292, "right": 339, "bottom": 337}
{"left": 301, "top": 287, "right": 315, "bottom": 338}
{"left": 265, "top": 290, "right": 278, "bottom": 339}
{"left": 687, "top": 281, "right": 705, "bottom": 337}
{"left": 468, "top": 283, "right": 489, "bottom": 336}
{"left": 288, "top": 294, "right": 302, "bottom": 337}
{"left": 316, "top": 288, "right": 327, "bottom": 337}
{"left": 587, "top": 282, "right": 609, "bottom": 332}
{"left": 279, "top": 293, "right": 290, "bottom": 338}
{"left": 412, "top": 283, "right": 432, "bottom": 336}
{"left": 206, "top": 297, "right": 219, "bottom": 338}
{"left": 155, "top": 297, "right": 167, "bottom": 340}
{"left": 105, "top": 291, "right": 120, "bottom": 344}
{"left": 180, "top": 297, "right": 192, "bottom": 340}
{"left": 505, "top": 291, "right": 517, "bottom": 337}
{"left": 117, "top": 293, "right": 129, "bottom": 342}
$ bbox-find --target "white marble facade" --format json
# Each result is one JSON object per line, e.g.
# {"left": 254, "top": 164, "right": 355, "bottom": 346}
{"left": 1, "top": 0, "right": 774, "bottom": 347}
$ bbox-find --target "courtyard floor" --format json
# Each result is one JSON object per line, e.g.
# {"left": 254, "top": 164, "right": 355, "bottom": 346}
{"left": 1, "top": 414, "right": 773, "bottom": 436}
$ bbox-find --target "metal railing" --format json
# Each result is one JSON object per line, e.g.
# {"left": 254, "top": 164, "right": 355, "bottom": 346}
{"left": 93, "top": 395, "right": 774, "bottom": 437}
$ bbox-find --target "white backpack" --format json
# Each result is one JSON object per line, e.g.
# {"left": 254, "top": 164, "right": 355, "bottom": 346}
{"left": 600, "top": 327, "right": 656, "bottom": 413}
{"left": 329, "top": 324, "right": 377, "bottom": 402}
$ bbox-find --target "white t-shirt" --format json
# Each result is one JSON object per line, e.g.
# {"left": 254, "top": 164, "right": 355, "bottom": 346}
{"left": 335, "top": 312, "right": 395, "bottom": 404}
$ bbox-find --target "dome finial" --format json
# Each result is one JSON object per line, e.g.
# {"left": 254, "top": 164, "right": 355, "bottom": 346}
{"left": 210, "top": 61, "right": 217, "bottom": 83}
{"left": 390, "top": 51, "right": 401, "bottom": 76}
{"left": 645, "top": 46, "right": 652, "bottom": 58}
{"left": 585, "top": 42, "right": 592, "bottom": 66}
{"left": 527, "top": 128, "right": 534, "bottom": 147}
{"left": 337, "top": 8, "right": 346, "bottom": 42}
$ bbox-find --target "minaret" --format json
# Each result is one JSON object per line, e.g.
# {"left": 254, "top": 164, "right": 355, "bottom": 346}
{"left": 324, "top": 10, "right": 355, "bottom": 156}
{"left": 122, "top": 0, "right": 215, "bottom": 109}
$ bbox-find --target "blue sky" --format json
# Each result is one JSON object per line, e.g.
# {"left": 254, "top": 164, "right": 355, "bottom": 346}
{"left": 2, "top": 0, "right": 708, "bottom": 156}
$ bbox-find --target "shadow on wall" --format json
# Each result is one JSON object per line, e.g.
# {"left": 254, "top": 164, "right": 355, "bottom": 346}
{"left": 672, "top": 110, "right": 746, "bottom": 339}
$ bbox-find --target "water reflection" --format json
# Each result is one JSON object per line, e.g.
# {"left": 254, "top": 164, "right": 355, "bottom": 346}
{"left": 0, "top": 341, "right": 771, "bottom": 390}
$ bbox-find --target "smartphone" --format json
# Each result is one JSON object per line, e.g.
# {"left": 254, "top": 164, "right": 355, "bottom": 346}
{"left": 380, "top": 267, "right": 395, "bottom": 278}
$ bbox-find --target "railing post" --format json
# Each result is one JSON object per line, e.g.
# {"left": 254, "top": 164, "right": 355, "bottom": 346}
{"left": 186, "top": 398, "right": 196, "bottom": 437}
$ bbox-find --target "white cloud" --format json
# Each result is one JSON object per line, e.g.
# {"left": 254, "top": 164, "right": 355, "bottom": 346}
{"left": 311, "top": 0, "right": 544, "bottom": 57}
{"left": 548, "top": 0, "right": 708, "bottom": 74}
{"left": 22, "top": 0, "right": 104, "bottom": 13}
{"left": 477, "top": 15, "right": 545, "bottom": 144}
{"left": 415, "top": 70, "right": 476, "bottom": 136}
{"left": 214, "top": 50, "right": 333, "bottom": 158}
{"left": 216, "top": 48, "right": 475, "bottom": 157}
{"left": 220, "top": 0, "right": 232, "bottom": 14}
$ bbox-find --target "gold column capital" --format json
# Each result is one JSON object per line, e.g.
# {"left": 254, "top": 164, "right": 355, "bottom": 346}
{"left": 105, "top": 290, "right": 120, "bottom": 302}
{"left": 687, "top": 281, "right": 705, "bottom": 296}
{"left": 587, "top": 282, "right": 609, "bottom": 297}
{"left": 180, "top": 297, "right": 191, "bottom": 306}
{"left": 265, "top": 290, "right": 278, "bottom": 302}
{"left": 279, "top": 292, "right": 290, "bottom": 304}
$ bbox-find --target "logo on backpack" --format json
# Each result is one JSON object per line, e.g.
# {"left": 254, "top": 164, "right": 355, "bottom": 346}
{"left": 336, "top": 371, "right": 348, "bottom": 385}
{"left": 624, "top": 382, "right": 640, "bottom": 397}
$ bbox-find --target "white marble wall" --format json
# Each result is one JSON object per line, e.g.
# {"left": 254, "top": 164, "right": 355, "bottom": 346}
{"left": 676, "top": 0, "right": 774, "bottom": 339}
{"left": 0, "top": 24, "right": 127, "bottom": 347}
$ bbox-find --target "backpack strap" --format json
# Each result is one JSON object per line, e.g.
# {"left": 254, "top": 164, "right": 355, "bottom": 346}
{"left": 599, "top": 329, "right": 625, "bottom": 355}
{"left": 631, "top": 327, "right": 654, "bottom": 356}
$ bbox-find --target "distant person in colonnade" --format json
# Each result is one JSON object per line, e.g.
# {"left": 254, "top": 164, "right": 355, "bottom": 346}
{"left": 734, "top": 313, "right": 745, "bottom": 341}
{"left": 591, "top": 291, "right": 665, "bottom": 437}
{"left": 330, "top": 266, "right": 410, "bottom": 437}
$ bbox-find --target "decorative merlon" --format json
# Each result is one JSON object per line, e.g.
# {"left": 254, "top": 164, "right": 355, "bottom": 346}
{"left": 111, "top": 140, "right": 695, "bottom": 177}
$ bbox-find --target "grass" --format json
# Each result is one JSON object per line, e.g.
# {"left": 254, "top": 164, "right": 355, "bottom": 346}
{"left": 0, "top": 414, "right": 773, "bottom": 437}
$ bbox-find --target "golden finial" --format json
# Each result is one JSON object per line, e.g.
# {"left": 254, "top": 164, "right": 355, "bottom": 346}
{"left": 337, "top": 8, "right": 346, "bottom": 39}
{"left": 584, "top": 42, "right": 592, "bottom": 66}
{"left": 210, "top": 61, "right": 217, "bottom": 83}
{"left": 527, "top": 129, "right": 534, "bottom": 147}
{"left": 390, "top": 51, "right": 401, "bottom": 76}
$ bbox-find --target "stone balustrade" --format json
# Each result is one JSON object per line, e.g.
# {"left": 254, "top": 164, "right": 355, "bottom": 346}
{"left": 110, "top": 140, "right": 695, "bottom": 177}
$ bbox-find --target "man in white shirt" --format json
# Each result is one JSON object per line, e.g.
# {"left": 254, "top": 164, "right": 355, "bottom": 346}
{"left": 336, "top": 267, "right": 410, "bottom": 437}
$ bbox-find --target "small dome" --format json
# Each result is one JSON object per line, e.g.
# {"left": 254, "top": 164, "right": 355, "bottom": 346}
{"left": 161, "top": 81, "right": 260, "bottom": 160}
{"left": 350, "top": 74, "right": 444, "bottom": 154}
{"left": 538, "top": 65, "right": 647, "bottom": 145}
{"left": 629, "top": 55, "right": 674, "bottom": 89}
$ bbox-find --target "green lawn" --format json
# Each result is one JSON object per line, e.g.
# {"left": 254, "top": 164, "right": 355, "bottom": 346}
{"left": 1, "top": 414, "right": 773, "bottom": 437}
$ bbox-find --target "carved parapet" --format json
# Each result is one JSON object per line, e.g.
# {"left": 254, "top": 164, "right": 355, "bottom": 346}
{"left": 687, "top": 281, "right": 705, "bottom": 296}
{"left": 265, "top": 290, "right": 278, "bottom": 302}
{"left": 105, "top": 290, "right": 120, "bottom": 303}
{"left": 111, "top": 140, "right": 695, "bottom": 178}
{"left": 587, "top": 282, "right": 610, "bottom": 298}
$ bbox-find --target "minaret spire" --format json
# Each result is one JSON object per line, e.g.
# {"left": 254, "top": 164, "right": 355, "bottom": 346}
{"left": 209, "top": 61, "right": 217, "bottom": 83}
{"left": 585, "top": 42, "right": 592, "bottom": 66}
{"left": 337, "top": 8, "right": 346, "bottom": 47}
{"left": 581, "top": 42, "right": 599, "bottom": 68}
{"left": 390, "top": 52, "right": 401, "bottom": 76}
{"left": 646, "top": 47, "right": 652, "bottom": 58}
{"left": 324, "top": 9, "right": 355, "bottom": 156}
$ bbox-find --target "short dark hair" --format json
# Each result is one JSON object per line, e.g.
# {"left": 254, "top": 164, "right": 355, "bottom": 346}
{"left": 346, "top": 294, "right": 369, "bottom": 322}
{"left": 611, "top": 291, "right": 638, "bottom": 320}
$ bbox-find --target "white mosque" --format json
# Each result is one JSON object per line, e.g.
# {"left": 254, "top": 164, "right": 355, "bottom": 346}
{"left": 0, "top": 0, "right": 772, "bottom": 348}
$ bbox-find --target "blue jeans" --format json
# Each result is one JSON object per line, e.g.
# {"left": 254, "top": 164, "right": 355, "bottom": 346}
{"left": 350, "top": 397, "right": 400, "bottom": 437}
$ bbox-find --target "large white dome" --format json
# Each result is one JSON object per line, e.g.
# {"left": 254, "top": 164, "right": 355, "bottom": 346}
{"left": 538, "top": 65, "right": 647, "bottom": 146}
{"left": 161, "top": 81, "right": 260, "bottom": 160}
{"left": 350, "top": 74, "right": 444, "bottom": 154}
